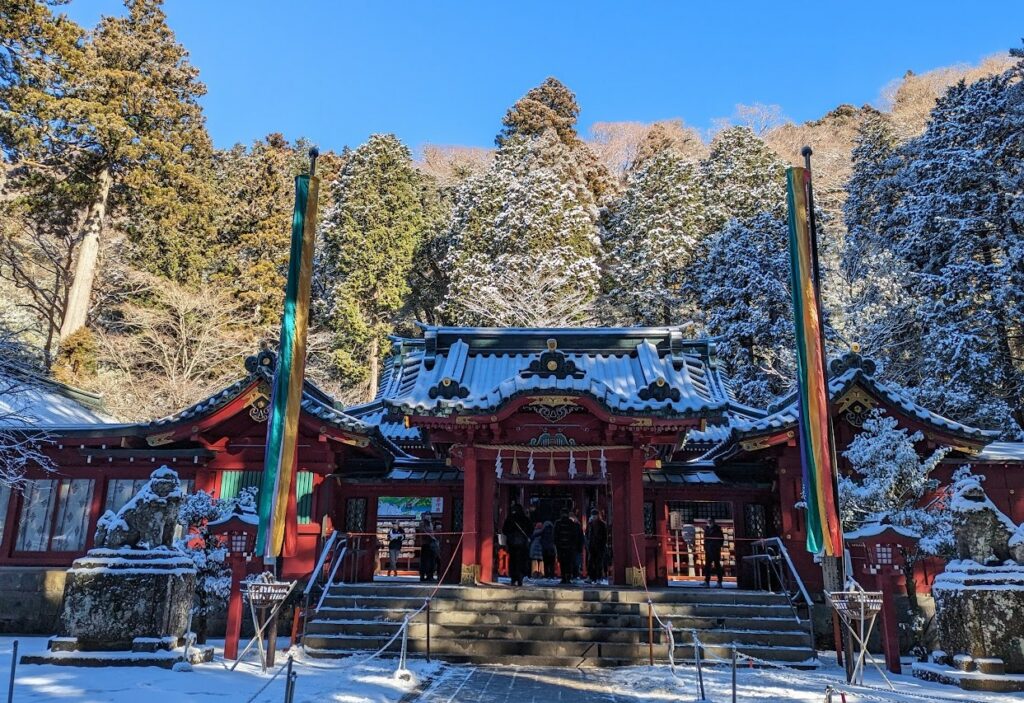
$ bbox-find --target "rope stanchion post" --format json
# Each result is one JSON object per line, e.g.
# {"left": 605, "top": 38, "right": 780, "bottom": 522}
{"left": 647, "top": 600, "right": 654, "bottom": 666}
{"left": 7, "top": 639, "right": 17, "bottom": 703}
{"left": 425, "top": 599, "right": 431, "bottom": 663}
{"left": 283, "top": 656, "right": 295, "bottom": 703}
{"left": 731, "top": 644, "right": 737, "bottom": 703}
{"left": 692, "top": 630, "right": 705, "bottom": 701}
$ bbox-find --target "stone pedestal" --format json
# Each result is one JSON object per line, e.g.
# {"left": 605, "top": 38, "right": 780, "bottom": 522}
{"left": 59, "top": 548, "right": 196, "bottom": 651}
{"left": 931, "top": 561, "right": 1024, "bottom": 674}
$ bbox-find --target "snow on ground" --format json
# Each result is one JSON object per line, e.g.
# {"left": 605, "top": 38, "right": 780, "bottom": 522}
{"left": 607, "top": 657, "right": 1023, "bottom": 703}
{"left": 3, "top": 637, "right": 1020, "bottom": 703}
{"left": 1, "top": 637, "right": 442, "bottom": 703}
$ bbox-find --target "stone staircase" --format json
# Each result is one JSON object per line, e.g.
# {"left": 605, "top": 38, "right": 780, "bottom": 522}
{"left": 303, "top": 583, "right": 818, "bottom": 667}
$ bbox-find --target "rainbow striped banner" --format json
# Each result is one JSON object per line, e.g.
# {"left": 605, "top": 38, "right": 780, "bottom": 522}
{"left": 257, "top": 170, "right": 320, "bottom": 558}
{"left": 785, "top": 166, "right": 842, "bottom": 557}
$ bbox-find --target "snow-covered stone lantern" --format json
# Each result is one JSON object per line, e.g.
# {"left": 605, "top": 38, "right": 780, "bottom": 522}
{"left": 209, "top": 503, "right": 259, "bottom": 660}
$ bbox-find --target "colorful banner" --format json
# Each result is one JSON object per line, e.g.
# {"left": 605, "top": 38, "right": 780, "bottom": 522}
{"left": 785, "top": 166, "right": 842, "bottom": 557}
{"left": 257, "top": 172, "right": 319, "bottom": 558}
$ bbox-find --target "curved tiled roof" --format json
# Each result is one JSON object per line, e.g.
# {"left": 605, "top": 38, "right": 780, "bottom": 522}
{"left": 372, "top": 325, "right": 732, "bottom": 418}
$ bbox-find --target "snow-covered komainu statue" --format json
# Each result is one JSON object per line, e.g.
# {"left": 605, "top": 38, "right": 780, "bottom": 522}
{"left": 950, "top": 476, "right": 1014, "bottom": 565}
{"left": 94, "top": 466, "right": 184, "bottom": 550}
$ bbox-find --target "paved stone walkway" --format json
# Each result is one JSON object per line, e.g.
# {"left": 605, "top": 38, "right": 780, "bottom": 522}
{"left": 413, "top": 665, "right": 666, "bottom": 703}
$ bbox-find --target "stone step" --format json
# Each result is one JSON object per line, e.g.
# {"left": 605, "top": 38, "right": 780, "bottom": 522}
{"left": 301, "top": 633, "right": 817, "bottom": 665}
{"left": 327, "top": 584, "right": 792, "bottom": 606}
{"left": 305, "top": 620, "right": 813, "bottom": 647}
{"left": 308, "top": 607, "right": 808, "bottom": 632}
{"left": 317, "top": 595, "right": 796, "bottom": 619}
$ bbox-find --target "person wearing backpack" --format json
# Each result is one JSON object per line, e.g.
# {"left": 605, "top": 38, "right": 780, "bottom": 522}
{"left": 502, "top": 502, "right": 533, "bottom": 586}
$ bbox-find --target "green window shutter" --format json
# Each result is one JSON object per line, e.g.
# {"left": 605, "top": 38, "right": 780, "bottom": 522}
{"left": 219, "top": 470, "right": 261, "bottom": 501}
{"left": 296, "top": 471, "right": 314, "bottom": 525}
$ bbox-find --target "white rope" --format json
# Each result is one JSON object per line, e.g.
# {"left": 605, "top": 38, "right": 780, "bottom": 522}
{"left": 352, "top": 601, "right": 427, "bottom": 666}
{"left": 687, "top": 631, "right": 970, "bottom": 703}
{"left": 242, "top": 656, "right": 292, "bottom": 703}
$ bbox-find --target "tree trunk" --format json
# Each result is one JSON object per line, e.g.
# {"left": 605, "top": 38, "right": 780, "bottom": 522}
{"left": 59, "top": 168, "right": 112, "bottom": 343}
{"left": 367, "top": 334, "right": 379, "bottom": 402}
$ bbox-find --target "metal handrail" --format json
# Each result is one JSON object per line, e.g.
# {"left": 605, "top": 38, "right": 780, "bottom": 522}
{"left": 304, "top": 531, "right": 339, "bottom": 597}
{"left": 755, "top": 537, "right": 812, "bottom": 608}
{"left": 315, "top": 540, "right": 350, "bottom": 612}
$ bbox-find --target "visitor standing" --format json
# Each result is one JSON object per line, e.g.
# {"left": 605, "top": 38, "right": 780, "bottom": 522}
{"left": 529, "top": 522, "right": 545, "bottom": 578}
{"left": 553, "top": 509, "right": 578, "bottom": 585}
{"left": 386, "top": 524, "right": 404, "bottom": 577}
{"left": 703, "top": 517, "right": 725, "bottom": 587}
{"left": 502, "top": 503, "right": 533, "bottom": 586}
{"left": 541, "top": 520, "right": 556, "bottom": 578}
{"left": 586, "top": 509, "right": 608, "bottom": 583}
{"left": 417, "top": 516, "right": 435, "bottom": 582}
{"left": 571, "top": 512, "right": 584, "bottom": 580}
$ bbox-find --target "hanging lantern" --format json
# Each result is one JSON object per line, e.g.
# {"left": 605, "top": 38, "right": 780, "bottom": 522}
{"left": 527, "top": 451, "right": 536, "bottom": 481}
{"left": 568, "top": 451, "right": 577, "bottom": 479}
{"left": 599, "top": 448, "right": 608, "bottom": 479}
{"left": 495, "top": 449, "right": 503, "bottom": 479}
{"left": 511, "top": 450, "right": 520, "bottom": 476}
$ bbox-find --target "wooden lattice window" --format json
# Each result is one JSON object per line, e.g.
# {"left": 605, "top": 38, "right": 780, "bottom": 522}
{"left": 744, "top": 504, "right": 767, "bottom": 539}
{"left": 345, "top": 497, "right": 367, "bottom": 533}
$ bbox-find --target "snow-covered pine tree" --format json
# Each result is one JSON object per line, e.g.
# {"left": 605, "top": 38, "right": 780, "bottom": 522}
{"left": 839, "top": 409, "right": 955, "bottom": 647}
{"left": 320, "top": 134, "right": 435, "bottom": 399}
{"left": 686, "top": 213, "right": 795, "bottom": 406}
{"left": 838, "top": 110, "right": 921, "bottom": 370}
{"left": 443, "top": 128, "right": 601, "bottom": 326}
{"left": 883, "top": 65, "right": 1024, "bottom": 435}
{"left": 603, "top": 143, "right": 704, "bottom": 325}
{"left": 176, "top": 490, "right": 232, "bottom": 644}
{"left": 699, "top": 126, "right": 788, "bottom": 236}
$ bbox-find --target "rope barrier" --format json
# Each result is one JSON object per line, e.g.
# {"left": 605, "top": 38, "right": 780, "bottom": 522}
{"left": 687, "top": 630, "right": 972, "bottom": 703}
{"left": 242, "top": 655, "right": 292, "bottom": 703}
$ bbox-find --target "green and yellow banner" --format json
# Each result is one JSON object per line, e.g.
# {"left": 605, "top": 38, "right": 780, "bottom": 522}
{"left": 786, "top": 166, "right": 842, "bottom": 558}
{"left": 257, "top": 170, "right": 319, "bottom": 559}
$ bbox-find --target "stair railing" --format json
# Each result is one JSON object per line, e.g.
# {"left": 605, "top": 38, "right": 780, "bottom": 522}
{"left": 749, "top": 538, "right": 816, "bottom": 651}
{"left": 295, "top": 532, "right": 350, "bottom": 646}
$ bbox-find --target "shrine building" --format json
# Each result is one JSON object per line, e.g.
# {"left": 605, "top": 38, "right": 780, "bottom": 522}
{"left": 2, "top": 324, "right": 1023, "bottom": 627}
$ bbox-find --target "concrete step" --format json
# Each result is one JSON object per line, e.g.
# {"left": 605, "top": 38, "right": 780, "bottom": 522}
{"left": 308, "top": 607, "right": 807, "bottom": 632}
{"left": 317, "top": 595, "right": 797, "bottom": 619}
{"left": 301, "top": 633, "right": 817, "bottom": 665}
{"left": 327, "top": 583, "right": 792, "bottom": 606}
{"left": 306, "top": 620, "right": 813, "bottom": 647}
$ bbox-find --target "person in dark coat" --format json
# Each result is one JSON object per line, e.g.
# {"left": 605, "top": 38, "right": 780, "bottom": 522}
{"left": 586, "top": 509, "right": 608, "bottom": 583}
{"left": 553, "top": 509, "right": 579, "bottom": 585}
{"left": 703, "top": 517, "right": 725, "bottom": 587}
{"left": 416, "top": 516, "right": 436, "bottom": 582}
{"left": 502, "top": 503, "right": 533, "bottom": 586}
{"left": 541, "top": 520, "right": 556, "bottom": 578}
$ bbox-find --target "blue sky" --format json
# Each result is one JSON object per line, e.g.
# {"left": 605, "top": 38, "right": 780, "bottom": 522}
{"left": 65, "top": 1, "right": 1024, "bottom": 153}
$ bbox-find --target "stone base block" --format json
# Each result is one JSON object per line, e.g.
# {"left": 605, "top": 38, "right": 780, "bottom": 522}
{"left": 460, "top": 564, "right": 480, "bottom": 585}
{"left": 932, "top": 561, "right": 1024, "bottom": 673}
{"left": 913, "top": 662, "right": 1024, "bottom": 693}
{"left": 59, "top": 548, "right": 196, "bottom": 650}
{"left": 21, "top": 649, "right": 188, "bottom": 669}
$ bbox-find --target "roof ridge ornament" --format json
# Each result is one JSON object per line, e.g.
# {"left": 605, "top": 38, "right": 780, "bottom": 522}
{"left": 637, "top": 375, "right": 682, "bottom": 403}
{"left": 520, "top": 338, "right": 585, "bottom": 380}
{"left": 244, "top": 346, "right": 277, "bottom": 376}
{"left": 829, "top": 346, "right": 877, "bottom": 377}
{"left": 428, "top": 376, "right": 470, "bottom": 400}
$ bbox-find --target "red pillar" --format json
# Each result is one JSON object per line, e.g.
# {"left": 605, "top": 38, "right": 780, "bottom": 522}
{"left": 224, "top": 556, "right": 246, "bottom": 660}
{"left": 877, "top": 571, "right": 903, "bottom": 675}
{"left": 655, "top": 496, "right": 670, "bottom": 586}
{"left": 611, "top": 461, "right": 629, "bottom": 585}
{"left": 477, "top": 454, "right": 496, "bottom": 583}
{"left": 460, "top": 446, "right": 480, "bottom": 584}
{"left": 626, "top": 448, "right": 646, "bottom": 585}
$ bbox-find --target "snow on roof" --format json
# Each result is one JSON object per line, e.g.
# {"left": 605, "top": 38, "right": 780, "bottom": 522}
{"left": 731, "top": 353, "right": 999, "bottom": 442}
{"left": 0, "top": 372, "right": 111, "bottom": 428}
{"left": 844, "top": 523, "right": 919, "bottom": 540}
{"left": 374, "top": 325, "right": 731, "bottom": 417}
{"left": 975, "top": 441, "right": 1024, "bottom": 463}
